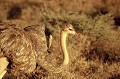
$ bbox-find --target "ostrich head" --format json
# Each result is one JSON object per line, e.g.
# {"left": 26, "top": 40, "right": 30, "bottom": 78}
{"left": 62, "top": 24, "right": 77, "bottom": 35}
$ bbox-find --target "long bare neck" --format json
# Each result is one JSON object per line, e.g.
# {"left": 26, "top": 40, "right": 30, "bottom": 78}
{"left": 35, "top": 29, "right": 71, "bottom": 73}
{"left": 60, "top": 31, "right": 69, "bottom": 65}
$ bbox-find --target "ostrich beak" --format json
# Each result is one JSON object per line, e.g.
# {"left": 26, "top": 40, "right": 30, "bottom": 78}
{"left": 72, "top": 31, "right": 77, "bottom": 35}
{"left": 73, "top": 31, "right": 77, "bottom": 35}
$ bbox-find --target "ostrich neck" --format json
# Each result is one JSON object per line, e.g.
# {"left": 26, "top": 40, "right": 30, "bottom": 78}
{"left": 60, "top": 31, "right": 69, "bottom": 65}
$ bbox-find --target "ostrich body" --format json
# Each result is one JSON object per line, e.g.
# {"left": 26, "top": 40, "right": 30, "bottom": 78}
{"left": 0, "top": 23, "right": 37, "bottom": 78}
{"left": 0, "top": 23, "right": 76, "bottom": 78}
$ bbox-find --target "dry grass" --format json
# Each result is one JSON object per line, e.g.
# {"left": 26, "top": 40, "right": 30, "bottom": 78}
{"left": 42, "top": 10, "right": 120, "bottom": 79}
{"left": 0, "top": 0, "right": 119, "bottom": 79}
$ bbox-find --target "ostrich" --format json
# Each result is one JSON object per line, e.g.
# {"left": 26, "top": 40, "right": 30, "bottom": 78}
{"left": 0, "top": 23, "right": 76, "bottom": 78}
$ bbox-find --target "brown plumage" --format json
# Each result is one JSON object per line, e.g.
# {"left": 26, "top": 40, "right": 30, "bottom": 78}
{"left": 0, "top": 23, "right": 39, "bottom": 75}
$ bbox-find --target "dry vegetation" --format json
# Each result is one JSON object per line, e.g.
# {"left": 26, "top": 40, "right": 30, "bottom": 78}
{"left": 0, "top": 0, "right": 120, "bottom": 79}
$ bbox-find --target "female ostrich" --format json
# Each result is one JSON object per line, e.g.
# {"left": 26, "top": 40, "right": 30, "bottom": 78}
{"left": 0, "top": 23, "right": 76, "bottom": 78}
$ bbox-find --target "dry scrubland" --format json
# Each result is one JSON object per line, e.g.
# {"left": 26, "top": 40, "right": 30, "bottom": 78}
{"left": 0, "top": 0, "right": 120, "bottom": 79}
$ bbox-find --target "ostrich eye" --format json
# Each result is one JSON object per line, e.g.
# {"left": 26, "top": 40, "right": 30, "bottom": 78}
{"left": 69, "top": 28, "right": 73, "bottom": 31}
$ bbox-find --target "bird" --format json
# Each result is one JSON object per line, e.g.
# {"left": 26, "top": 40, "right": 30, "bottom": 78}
{"left": 24, "top": 23, "right": 77, "bottom": 73}
{"left": 0, "top": 22, "right": 76, "bottom": 78}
